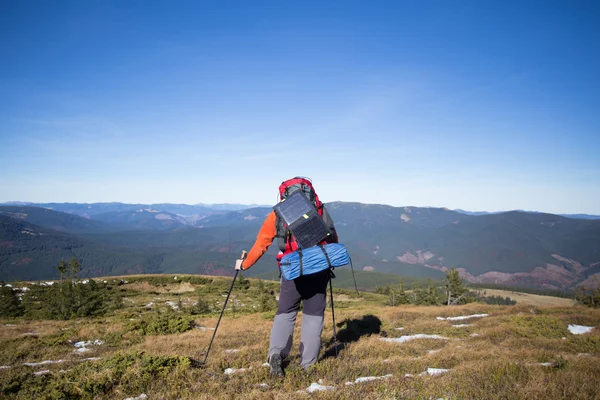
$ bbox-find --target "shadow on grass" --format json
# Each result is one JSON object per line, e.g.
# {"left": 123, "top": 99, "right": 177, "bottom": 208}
{"left": 320, "top": 314, "right": 382, "bottom": 360}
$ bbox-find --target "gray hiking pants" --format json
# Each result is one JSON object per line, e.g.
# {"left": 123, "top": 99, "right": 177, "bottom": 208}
{"left": 268, "top": 269, "right": 330, "bottom": 370}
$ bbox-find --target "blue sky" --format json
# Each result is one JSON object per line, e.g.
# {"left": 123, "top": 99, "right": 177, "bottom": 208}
{"left": 1, "top": 0, "right": 599, "bottom": 214}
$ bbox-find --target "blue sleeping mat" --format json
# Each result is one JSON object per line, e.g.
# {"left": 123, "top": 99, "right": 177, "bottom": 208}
{"left": 279, "top": 243, "right": 350, "bottom": 281}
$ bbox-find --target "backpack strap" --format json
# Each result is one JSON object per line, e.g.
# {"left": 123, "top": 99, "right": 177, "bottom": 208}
{"left": 318, "top": 244, "right": 333, "bottom": 270}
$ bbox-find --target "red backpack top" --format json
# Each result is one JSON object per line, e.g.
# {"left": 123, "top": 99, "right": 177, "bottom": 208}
{"left": 275, "top": 177, "right": 328, "bottom": 259}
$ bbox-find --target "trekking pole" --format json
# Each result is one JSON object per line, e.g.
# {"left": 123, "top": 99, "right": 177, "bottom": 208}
{"left": 329, "top": 277, "right": 339, "bottom": 357}
{"left": 349, "top": 257, "right": 359, "bottom": 297}
{"left": 191, "top": 250, "right": 247, "bottom": 368}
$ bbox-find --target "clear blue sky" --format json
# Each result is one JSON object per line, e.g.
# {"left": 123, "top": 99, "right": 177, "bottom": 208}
{"left": 1, "top": 0, "right": 599, "bottom": 214}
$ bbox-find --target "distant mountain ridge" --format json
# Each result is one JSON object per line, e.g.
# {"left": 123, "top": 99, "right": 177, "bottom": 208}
{"left": 1, "top": 201, "right": 599, "bottom": 290}
{"left": 454, "top": 209, "right": 600, "bottom": 220}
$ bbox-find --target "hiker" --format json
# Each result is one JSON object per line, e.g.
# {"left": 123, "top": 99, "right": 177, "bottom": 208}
{"left": 234, "top": 177, "right": 338, "bottom": 377}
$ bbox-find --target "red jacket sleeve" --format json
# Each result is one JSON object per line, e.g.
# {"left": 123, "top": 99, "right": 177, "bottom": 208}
{"left": 241, "top": 211, "right": 277, "bottom": 270}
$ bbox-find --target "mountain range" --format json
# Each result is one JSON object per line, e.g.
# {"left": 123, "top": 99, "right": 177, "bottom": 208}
{"left": 1, "top": 202, "right": 599, "bottom": 290}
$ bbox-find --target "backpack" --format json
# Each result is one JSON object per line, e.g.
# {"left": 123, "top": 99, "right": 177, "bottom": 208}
{"left": 275, "top": 177, "right": 331, "bottom": 260}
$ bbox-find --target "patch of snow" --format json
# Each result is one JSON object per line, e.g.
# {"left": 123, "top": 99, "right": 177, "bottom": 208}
{"left": 345, "top": 374, "right": 392, "bottom": 385}
{"left": 76, "top": 348, "right": 90, "bottom": 353}
{"left": 224, "top": 367, "right": 247, "bottom": 375}
{"left": 124, "top": 394, "right": 148, "bottom": 400}
{"left": 381, "top": 334, "right": 449, "bottom": 344}
{"left": 174, "top": 276, "right": 177, "bottom": 280}
{"left": 45, "top": 282, "right": 55, "bottom": 286}
{"left": 404, "top": 373, "right": 413, "bottom": 377}
{"left": 568, "top": 324, "right": 593, "bottom": 335}
{"left": 304, "top": 382, "right": 335, "bottom": 392}
{"left": 224, "top": 349, "right": 240, "bottom": 353}
{"left": 262, "top": 362, "right": 270, "bottom": 367}
{"left": 24, "top": 360, "right": 65, "bottom": 367}
{"left": 20, "top": 287, "right": 29, "bottom": 291}
{"left": 5, "top": 284, "right": 12, "bottom": 288}
{"left": 452, "top": 324, "right": 472, "bottom": 328}
{"left": 83, "top": 357, "right": 101, "bottom": 361}
{"left": 470, "top": 333, "right": 480, "bottom": 337}
{"left": 0, "top": 366, "right": 11, "bottom": 370}
{"left": 4, "top": 324, "right": 16, "bottom": 327}
{"left": 193, "top": 326, "right": 215, "bottom": 331}
{"left": 165, "top": 301, "right": 179, "bottom": 310}
{"left": 538, "top": 362, "right": 553, "bottom": 367}
{"left": 421, "top": 368, "right": 450, "bottom": 376}
{"left": 34, "top": 370, "right": 51, "bottom": 376}
{"left": 436, "top": 314, "right": 488, "bottom": 321}
{"left": 427, "top": 349, "right": 441, "bottom": 354}
{"left": 395, "top": 327, "right": 405, "bottom": 331}
{"left": 73, "top": 340, "right": 104, "bottom": 348}
{"left": 145, "top": 302, "right": 154, "bottom": 308}
{"left": 256, "top": 383, "right": 270, "bottom": 389}
{"left": 383, "top": 359, "right": 391, "bottom": 363}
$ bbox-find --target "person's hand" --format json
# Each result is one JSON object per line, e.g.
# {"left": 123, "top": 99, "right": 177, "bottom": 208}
{"left": 235, "top": 259, "right": 244, "bottom": 271}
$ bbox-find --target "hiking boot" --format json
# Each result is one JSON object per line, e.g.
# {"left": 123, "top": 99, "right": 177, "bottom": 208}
{"left": 268, "top": 354, "right": 284, "bottom": 378}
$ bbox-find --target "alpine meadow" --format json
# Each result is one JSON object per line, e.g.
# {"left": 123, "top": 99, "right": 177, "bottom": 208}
{"left": 1, "top": 0, "right": 600, "bottom": 399}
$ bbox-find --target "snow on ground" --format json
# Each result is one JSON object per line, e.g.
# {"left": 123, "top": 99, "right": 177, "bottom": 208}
{"left": 568, "top": 324, "right": 594, "bottom": 335}
{"left": 145, "top": 302, "right": 154, "bottom": 308}
{"left": 345, "top": 374, "right": 393, "bottom": 385}
{"left": 24, "top": 360, "right": 66, "bottom": 367}
{"left": 452, "top": 324, "right": 472, "bottom": 328}
{"left": 74, "top": 340, "right": 104, "bottom": 348}
{"left": 224, "top": 367, "right": 248, "bottom": 375}
{"left": 193, "top": 326, "right": 215, "bottom": 331}
{"left": 436, "top": 314, "right": 488, "bottom": 321}
{"left": 256, "top": 383, "right": 270, "bottom": 389}
{"left": 304, "top": 381, "right": 335, "bottom": 392}
{"left": 262, "top": 362, "right": 270, "bottom": 367}
{"left": 421, "top": 368, "right": 450, "bottom": 376}
{"left": 381, "top": 334, "right": 449, "bottom": 343}
{"left": 0, "top": 366, "right": 11, "bottom": 370}
{"left": 224, "top": 349, "right": 240, "bottom": 353}
{"left": 470, "top": 333, "right": 480, "bottom": 337}
{"left": 124, "top": 394, "right": 148, "bottom": 400}
{"left": 34, "top": 370, "right": 51, "bottom": 376}
{"left": 73, "top": 340, "right": 104, "bottom": 353}
{"left": 395, "top": 327, "right": 405, "bottom": 330}
{"left": 165, "top": 301, "right": 179, "bottom": 310}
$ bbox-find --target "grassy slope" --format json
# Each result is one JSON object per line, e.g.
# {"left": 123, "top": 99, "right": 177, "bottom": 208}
{"left": 1, "top": 275, "right": 598, "bottom": 399}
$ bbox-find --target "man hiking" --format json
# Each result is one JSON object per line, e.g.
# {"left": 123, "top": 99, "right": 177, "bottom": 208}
{"left": 234, "top": 177, "right": 338, "bottom": 377}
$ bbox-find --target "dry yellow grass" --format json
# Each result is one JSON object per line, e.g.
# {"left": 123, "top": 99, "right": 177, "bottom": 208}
{"left": 476, "top": 289, "right": 575, "bottom": 306}
{"left": 1, "top": 278, "right": 599, "bottom": 399}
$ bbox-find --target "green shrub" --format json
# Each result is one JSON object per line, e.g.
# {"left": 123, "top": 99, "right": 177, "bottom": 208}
{"left": 508, "top": 315, "right": 570, "bottom": 338}
{"left": 189, "top": 297, "right": 211, "bottom": 315}
{"left": 0, "top": 286, "right": 23, "bottom": 318}
{"left": 0, "top": 352, "right": 190, "bottom": 398}
{"left": 129, "top": 310, "right": 195, "bottom": 335}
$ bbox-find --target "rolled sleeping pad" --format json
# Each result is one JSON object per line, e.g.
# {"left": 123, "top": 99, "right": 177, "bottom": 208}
{"left": 279, "top": 243, "right": 350, "bottom": 281}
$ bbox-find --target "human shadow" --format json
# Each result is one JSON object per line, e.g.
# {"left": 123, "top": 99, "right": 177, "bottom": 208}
{"left": 320, "top": 314, "right": 382, "bottom": 360}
